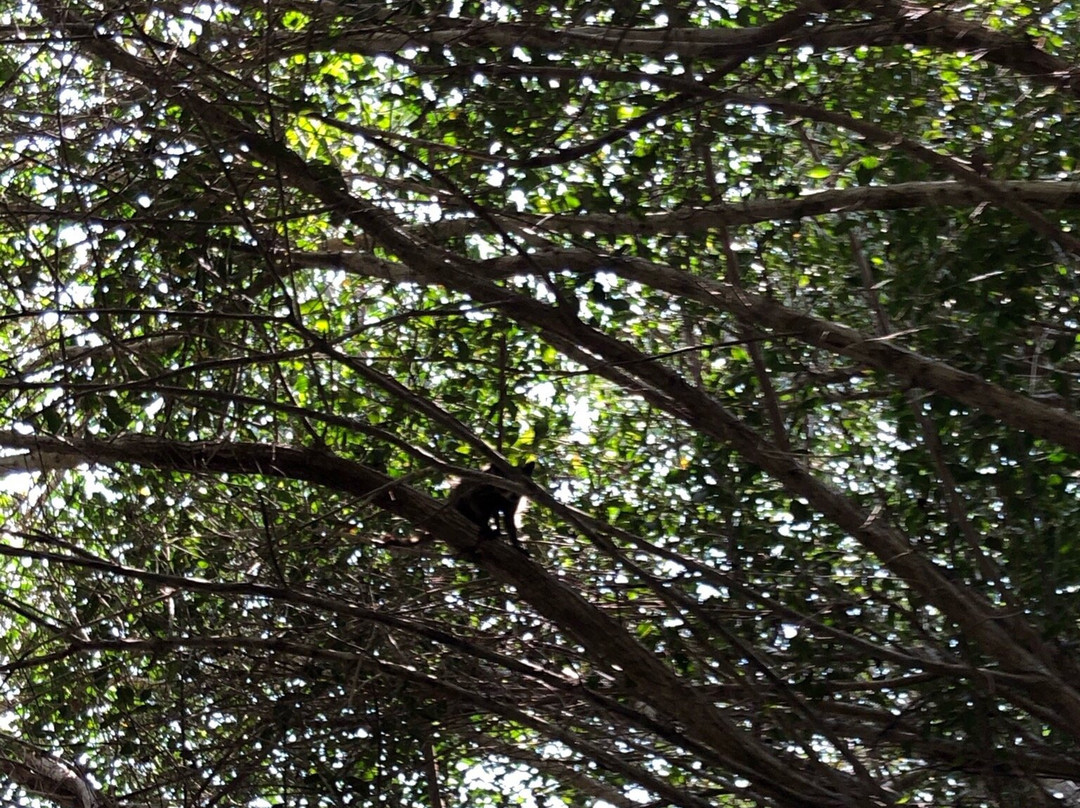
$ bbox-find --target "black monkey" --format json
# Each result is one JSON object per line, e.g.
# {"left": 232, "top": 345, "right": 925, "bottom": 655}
{"left": 452, "top": 461, "right": 535, "bottom": 553}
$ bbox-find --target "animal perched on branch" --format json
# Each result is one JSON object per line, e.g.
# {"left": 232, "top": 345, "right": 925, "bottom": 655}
{"left": 452, "top": 461, "right": 535, "bottom": 554}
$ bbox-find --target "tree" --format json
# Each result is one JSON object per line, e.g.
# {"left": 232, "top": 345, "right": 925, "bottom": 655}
{"left": 0, "top": 0, "right": 1078, "bottom": 806}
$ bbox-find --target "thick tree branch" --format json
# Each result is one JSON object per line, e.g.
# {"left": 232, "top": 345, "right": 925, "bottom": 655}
{"left": 728, "top": 93, "right": 1080, "bottom": 255}
{"left": 417, "top": 181, "right": 1080, "bottom": 240}
{"left": 485, "top": 247, "right": 1080, "bottom": 456}
{"left": 0, "top": 737, "right": 106, "bottom": 808}
{"left": 287, "top": 6, "right": 1077, "bottom": 96}
{"left": 0, "top": 429, "right": 852, "bottom": 808}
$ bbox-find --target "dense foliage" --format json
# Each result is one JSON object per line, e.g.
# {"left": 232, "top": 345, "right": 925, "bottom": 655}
{"left": 0, "top": 1, "right": 1079, "bottom": 806}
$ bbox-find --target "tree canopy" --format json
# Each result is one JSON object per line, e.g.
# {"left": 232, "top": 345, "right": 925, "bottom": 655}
{"left": 1, "top": 1, "right": 1079, "bottom": 806}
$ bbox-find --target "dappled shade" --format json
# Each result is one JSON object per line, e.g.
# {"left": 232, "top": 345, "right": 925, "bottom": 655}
{"left": 0, "top": 1, "right": 1079, "bottom": 807}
